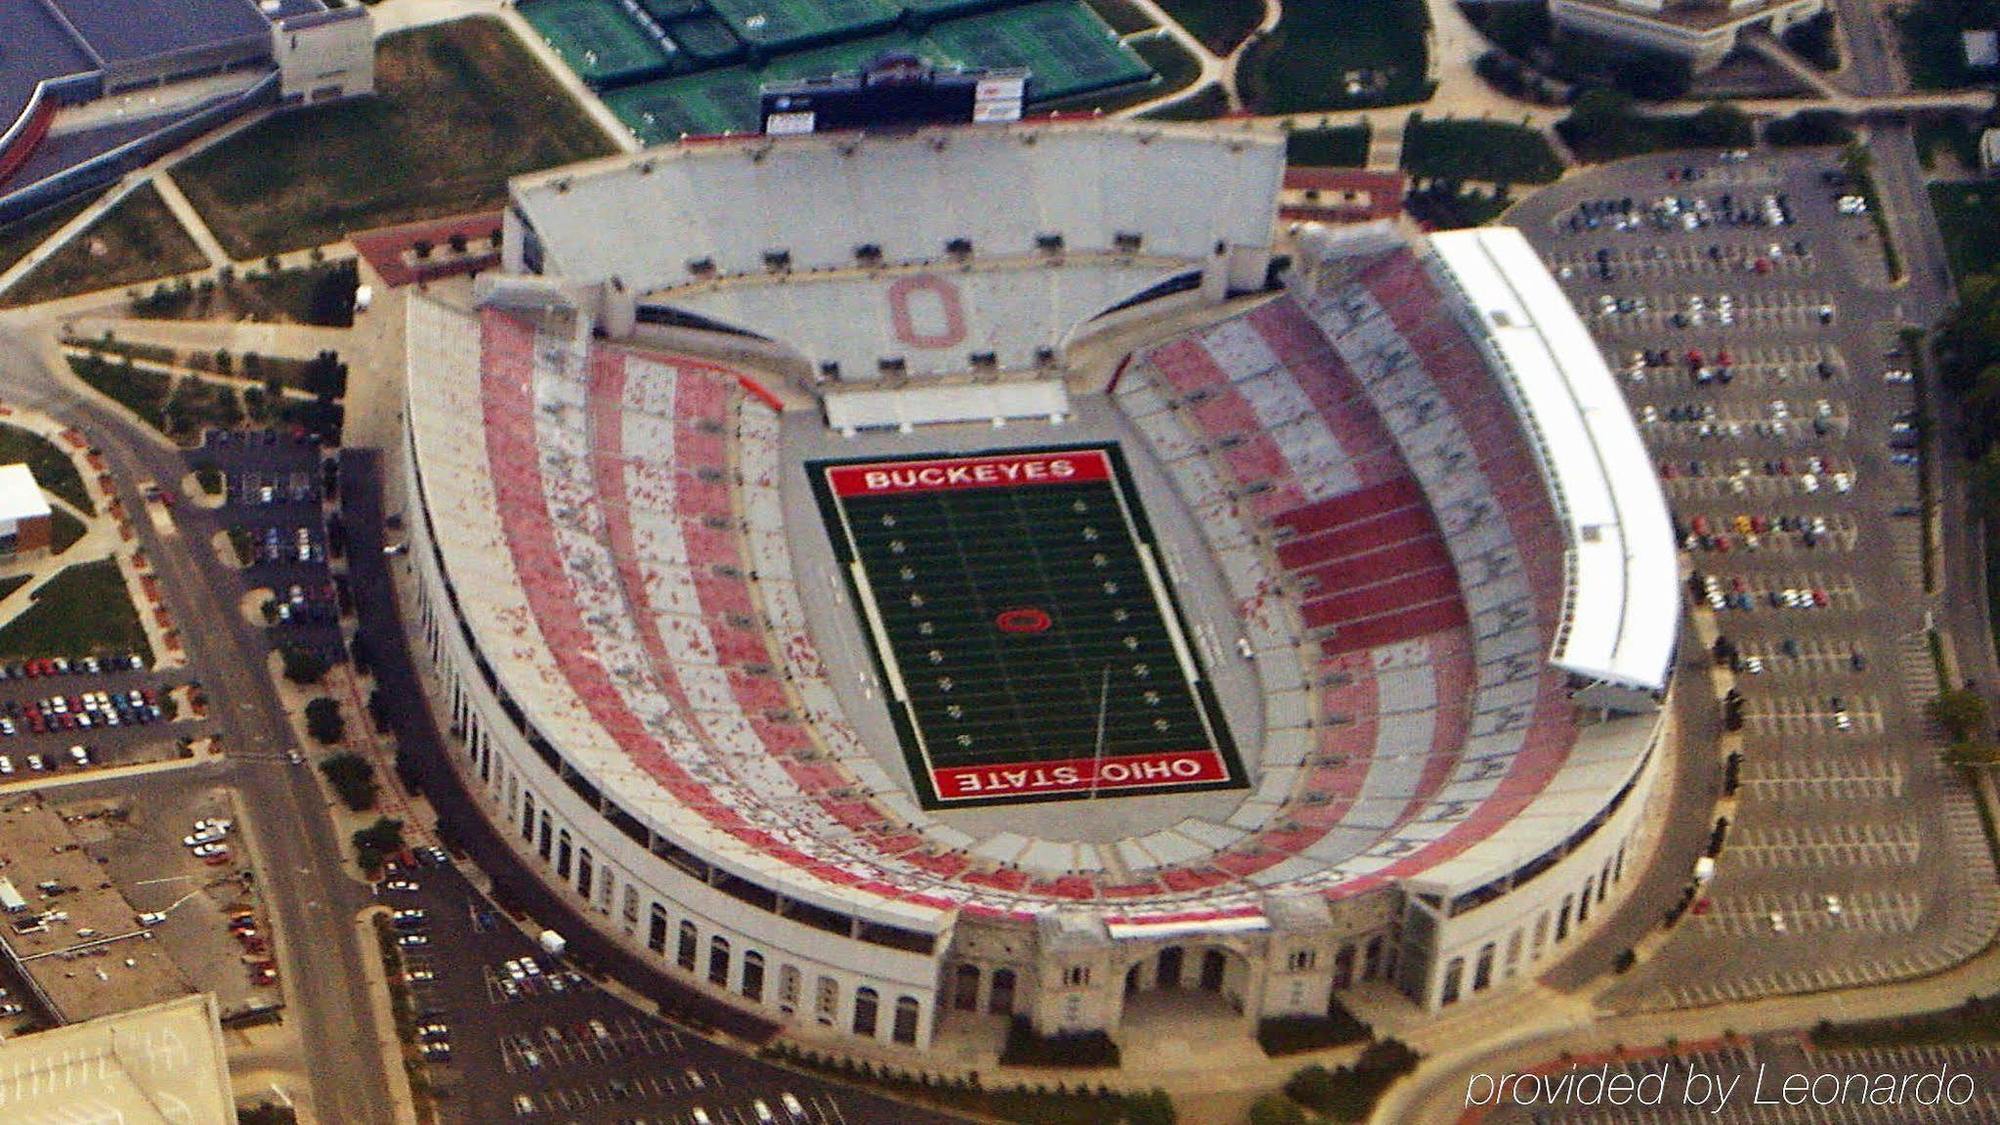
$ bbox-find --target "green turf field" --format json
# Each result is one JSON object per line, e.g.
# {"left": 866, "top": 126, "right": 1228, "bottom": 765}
{"left": 705, "top": 0, "right": 901, "bottom": 51}
{"left": 606, "top": 67, "right": 764, "bottom": 138}
{"left": 594, "top": 0, "right": 1153, "bottom": 141}
{"left": 924, "top": 0, "right": 1150, "bottom": 102}
{"left": 522, "top": 0, "right": 676, "bottom": 86}
{"left": 812, "top": 445, "right": 1242, "bottom": 808}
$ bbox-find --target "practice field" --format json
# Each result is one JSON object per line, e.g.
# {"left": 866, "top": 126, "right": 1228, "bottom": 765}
{"left": 520, "top": 0, "right": 676, "bottom": 86}
{"left": 601, "top": 0, "right": 1151, "bottom": 141}
{"left": 812, "top": 446, "right": 1243, "bottom": 808}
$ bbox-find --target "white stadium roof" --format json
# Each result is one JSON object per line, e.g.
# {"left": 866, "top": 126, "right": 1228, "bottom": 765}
{"left": 1426, "top": 227, "right": 1678, "bottom": 690}
{"left": 508, "top": 119, "right": 1284, "bottom": 295}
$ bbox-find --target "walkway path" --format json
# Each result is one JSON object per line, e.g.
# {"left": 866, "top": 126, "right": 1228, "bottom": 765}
{"left": 152, "top": 175, "right": 231, "bottom": 270}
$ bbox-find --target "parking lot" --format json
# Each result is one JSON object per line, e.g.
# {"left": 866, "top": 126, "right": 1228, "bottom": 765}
{"left": 378, "top": 856, "right": 957, "bottom": 1125}
{"left": 1510, "top": 147, "right": 2000, "bottom": 1013}
{"left": 0, "top": 656, "right": 196, "bottom": 780}
{"left": 188, "top": 430, "right": 345, "bottom": 665}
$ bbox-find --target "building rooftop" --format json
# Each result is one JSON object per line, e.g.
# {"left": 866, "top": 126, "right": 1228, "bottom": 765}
{"left": 1426, "top": 227, "right": 1678, "bottom": 690}
{"left": 0, "top": 799, "right": 193, "bottom": 1024}
{"left": 0, "top": 993, "right": 232, "bottom": 1123}
{"left": 0, "top": 465, "right": 52, "bottom": 524}
{"left": 45, "top": 0, "right": 275, "bottom": 66}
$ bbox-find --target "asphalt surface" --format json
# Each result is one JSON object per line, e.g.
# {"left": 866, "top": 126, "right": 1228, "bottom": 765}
{"left": 340, "top": 449, "right": 977, "bottom": 1125}
{"left": 0, "top": 328, "right": 396, "bottom": 1124}
{"left": 1507, "top": 147, "right": 1997, "bottom": 1014}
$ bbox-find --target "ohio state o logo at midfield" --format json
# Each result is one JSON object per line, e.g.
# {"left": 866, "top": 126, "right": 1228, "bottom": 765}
{"left": 994, "top": 607, "right": 1052, "bottom": 634}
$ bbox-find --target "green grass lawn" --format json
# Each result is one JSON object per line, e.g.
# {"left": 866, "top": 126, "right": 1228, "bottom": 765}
{"left": 0, "top": 185, "right": 207, "bottom": 308}
{"left": 1240, "top": 0, "right": 1430, "bottom": 112}
{"left": 0, "top": 424, "right": 92, "bottom": 515}
{"left": 1928, "top": 181, "right": 2000, "bottom": 281}
{"left": 0, "top": 191, "right": 105, "bottom": 279}
{"left": 175, "top": 17, "right": 615, "bottom": 258}
{"left": 1401, "top": 118, "right": 1564, "bottom": 184}
{"left": 48, "top": 507, "right": 84, "bottom": 555}
{"left": 1153, "top": 0, "right": 1262, "bottom": 53}
{"left": 1897, "top": 0, "right": 2000, "bottom": 89}
{"left": 1286, "top": 123, "right": 1371, "bottom": 166}
{"left": 0, "top": 558, "right": 150, "bottom": 663}
{"left": 68, "top": 355, "right": 174, "bottom": 432}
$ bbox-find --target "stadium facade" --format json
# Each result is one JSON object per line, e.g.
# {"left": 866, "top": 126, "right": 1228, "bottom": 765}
{"left": 398, "top": 119, "right": 1680, "bottom": 1050}
{"left": 0, "top": 0, "right": 373, "bottom": 224}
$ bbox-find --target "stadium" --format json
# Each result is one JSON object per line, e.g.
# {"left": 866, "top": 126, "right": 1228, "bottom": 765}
{"left": 396, "top": 116, "right": 1680, "bottom": 1051}
{"left": 0, "top": 0, "right": 372, "bottom": 223}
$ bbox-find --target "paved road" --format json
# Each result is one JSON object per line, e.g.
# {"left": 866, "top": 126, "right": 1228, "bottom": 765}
{"left": 0, "top": 325, "right": 396, "bottom": 1125}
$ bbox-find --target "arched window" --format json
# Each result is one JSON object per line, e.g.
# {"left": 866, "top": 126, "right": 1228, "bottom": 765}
{"left": 677, "top": 921, "right": 698, "bottom": 971}
{"left": 892, "top": 996, "right": 920, "bottom": 1045}
{"left": 555, "top": 829, "right": 573, "bottom": 879}
{"left": 778, "top": 965, "right": 801, "bottom": 1014}
{"left": 520, "top": 792, "right": 536, "bottom": 842}
{"left": 647, "top": 905, "right": 667, "bottom": 953}
{"left": 708, "top": 936, "right": 731, "bottom": 986}
{"left": 575, "top": 847, "right": 593, "bottom": 898}
{"left": 988, "top": 968, "right": 1016, "bottom": 1015}
{"left": 742, "top": 952, "right": 765, "bottom": 1002}
{"left": 537, "top": 813, "right": 553, "bottom": 860}
{"left": 952, "top": 963, "right": 979, "bottom": 1010}
{"left": 1332, "top": 944, "right": 1356, "bottom": 989}
{"left": 814, "top": 977, "right": 838, "bottom": 1026}
{"left": 1472, "top": 943, "right": 1495, "bottom": 992}
{"left": 852, "top": 987, "right": 879, "bottom": 1037}
{"left": 1440, "top": 957, "right": 1465, "bottom": 1005}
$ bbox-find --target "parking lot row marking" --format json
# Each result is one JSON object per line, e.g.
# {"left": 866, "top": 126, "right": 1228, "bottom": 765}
{"left": 1690, "top": 890, "right": 1923, "bottom": 937}
{"left": 1727, "top": 821, "right": 1922, "bottom": 868}
{"left": 1738, "top": 757, "right": 1904, "bottom": 801}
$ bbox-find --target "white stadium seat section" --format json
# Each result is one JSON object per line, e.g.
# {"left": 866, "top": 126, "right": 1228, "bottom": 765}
{"left": 512, "top": 124, "right": 1284, "bottom": 292}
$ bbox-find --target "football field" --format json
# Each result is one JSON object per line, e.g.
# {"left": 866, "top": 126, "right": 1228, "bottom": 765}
{"left": 811, "top": 445, "right": 1243, "bottom": 808}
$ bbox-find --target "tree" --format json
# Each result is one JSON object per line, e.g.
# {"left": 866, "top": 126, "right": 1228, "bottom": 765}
{"left": 281, "top": 645, "right": 329, "bottom": 685}
{"left": 351, "top": 816, "right": 404, "bottom": 872}
{"left": 448, "top": 232, "right": 469, "bottom": 255}
{"left": 321, "top": 752, "right": 378, "bottom": 811}
{"left": 1687, "top": 103, "right": 1753, "bottom": 148}
{"left": 1122, "top": 1089, "right": 1175, "bottom": 1125}
{"left": 1947, "top": 741, "right": 2000, "bottom": 767}
{"left": 1247, "top": 1094, "right": 1305, "bottom": 1125}
{"left": 214, "top": 350, "right": 233, "bottom": 375}
{"left": 303, "top": 350, "right": 347, "bottom": 398}
{"left": 305, "top": 696, "right": 345, "bottom": 744}
{"left": 1930, "top": 688, "right": 1990, "bottom": 742}
{"left": 412, "top": 239, "right": 434, "bottom": 260}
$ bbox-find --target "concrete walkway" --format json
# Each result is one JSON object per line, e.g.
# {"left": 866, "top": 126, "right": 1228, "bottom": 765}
{"left": 152, "top": 175, "right": 231, "bottom": 270}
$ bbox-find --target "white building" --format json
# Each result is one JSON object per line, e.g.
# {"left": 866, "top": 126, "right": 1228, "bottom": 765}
{"left": 1547, "top": 0, "right": 1825, "bottom": 72}
{"left": 399, "top": 122, "right": 1679, "bottom": 1051}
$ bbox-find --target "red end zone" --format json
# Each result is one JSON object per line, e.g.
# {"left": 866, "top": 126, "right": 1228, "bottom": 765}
{"left": 933, "top": 749, "right": 1229, "bottom": 801}
{"left": 826, "top": 449, "right": 1111, "bottom": 497}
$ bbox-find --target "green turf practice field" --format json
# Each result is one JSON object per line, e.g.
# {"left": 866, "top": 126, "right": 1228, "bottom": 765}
{"left": 925, "top": 0, "right": 1149, "bottom": 102}
{"left": 704, "top": 0, "right": 901, "bottom": 51}
{"left": 812, "top": 446, "right": 1243, "bottom": 808}
{"left": 521, "top": 0, "right": 677, "bottom": 86}
{"left": 596, "top": 0, "right": 1151, "bottom": 142}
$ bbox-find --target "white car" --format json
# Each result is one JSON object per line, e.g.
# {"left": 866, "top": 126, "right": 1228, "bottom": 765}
{"left": 1824, "top": 894, "right": 1843, "bottom": 915}
{"left": 1770, "top": 911, "right": 1787, "bottom": 933}
{"left": 1837, "top": 195, "right": 1867, "bottom": 214}
{"left": 191, "top": 843, "right": 229, "bottom": 858}
{"left": 183, "top": 830, "right": 224, "bottom": 848}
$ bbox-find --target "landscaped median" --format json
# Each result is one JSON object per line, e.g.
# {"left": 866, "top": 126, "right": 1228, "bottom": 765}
{"left": 0, "top": 185, "right": 208, "bottom": 308}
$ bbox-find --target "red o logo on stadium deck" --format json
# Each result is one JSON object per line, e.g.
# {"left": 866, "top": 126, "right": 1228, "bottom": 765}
{"left": 995, "top": 607, "right": 1053, "bottom": 634}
